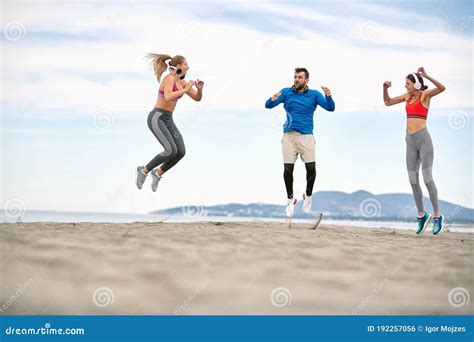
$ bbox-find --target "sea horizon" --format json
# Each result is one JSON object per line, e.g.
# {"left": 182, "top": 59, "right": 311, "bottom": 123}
{"left": 2, "top": 209, "right": 473, "bottom": 233}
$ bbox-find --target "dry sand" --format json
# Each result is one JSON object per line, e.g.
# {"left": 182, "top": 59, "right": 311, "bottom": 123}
{"left": 0, "top": 221, "right": 472, "bottom": 315}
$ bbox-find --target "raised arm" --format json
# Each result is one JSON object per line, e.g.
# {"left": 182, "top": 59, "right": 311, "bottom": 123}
{"left": 265, "top": 89, "right": 286, "bottom": 109}
{"left": 383, "top": 81, "right": 407, "bottom": 106}
{"left": 317, "top": 86, "right": 335, "bottom": 111}
{"left": 417, "top": 67, "right": 446, "bottom": 99}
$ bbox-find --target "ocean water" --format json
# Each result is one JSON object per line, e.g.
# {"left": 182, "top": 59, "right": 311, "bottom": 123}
{"left": 1, "top": 210, "right": 473, "bottom": 233}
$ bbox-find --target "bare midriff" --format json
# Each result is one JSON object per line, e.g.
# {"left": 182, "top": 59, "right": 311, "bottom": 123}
{"left": 406, "top": 118, "right": 427, "bottom": 134}
{"left": 154, "top": 96, "right": 178, "bottom": 112}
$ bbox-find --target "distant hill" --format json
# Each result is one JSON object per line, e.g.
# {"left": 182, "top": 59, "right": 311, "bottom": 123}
{"left": 151, "top": 190, "right": 474, "bottom": 223}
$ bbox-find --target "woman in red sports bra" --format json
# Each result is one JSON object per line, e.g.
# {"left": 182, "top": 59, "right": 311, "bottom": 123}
{"left": 382, "top": 67, "right": 446, "bottom": 235}
{"left": 135, "top": 53, "right": 204, "bottom": 193}
{"left": 383, "top": 67, "right": 445, "bottom": 134}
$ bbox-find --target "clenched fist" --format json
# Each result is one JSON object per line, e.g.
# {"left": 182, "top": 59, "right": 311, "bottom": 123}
{"left": 321, "top": 86, "right": 332, "bottom": 96}
{"left": 271, "top": 92, "right": 281, "bottom": 102}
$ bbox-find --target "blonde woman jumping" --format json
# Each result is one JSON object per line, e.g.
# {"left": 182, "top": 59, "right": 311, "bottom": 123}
{"left": 136, "top": 54, "right": 204, "bottom": 192}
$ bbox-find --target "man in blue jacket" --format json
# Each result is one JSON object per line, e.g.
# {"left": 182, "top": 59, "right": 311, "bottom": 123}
{"left": 265, "top": 67, "right": 335, "bottom": 217}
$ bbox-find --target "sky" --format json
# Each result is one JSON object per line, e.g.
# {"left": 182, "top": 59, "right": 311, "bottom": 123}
{"left": 1, "top": 0, "right": 473, "bottom": 214}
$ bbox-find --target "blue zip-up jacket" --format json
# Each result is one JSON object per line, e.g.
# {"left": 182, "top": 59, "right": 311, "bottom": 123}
{"left": 265, "top": 87, "right": 335, "bottom": 134}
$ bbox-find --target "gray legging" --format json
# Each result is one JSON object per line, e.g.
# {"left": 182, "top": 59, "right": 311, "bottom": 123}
{"left": 145, "top": 108, "right": 186, "bottom": 173}
{"left": 405, "top": 127, "right": 439, "bottom": 213}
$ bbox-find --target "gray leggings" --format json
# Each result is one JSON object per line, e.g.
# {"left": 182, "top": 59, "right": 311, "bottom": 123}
{"left": 405, "top": 128, "right": 439, "bottom": 213}
{"left": 145, "top": 108, "right": 186, "bottom": 173}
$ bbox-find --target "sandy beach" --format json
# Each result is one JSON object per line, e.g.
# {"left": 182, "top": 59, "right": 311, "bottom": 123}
{"left": 0, "top": 221, "right": 472, "bottom": 315}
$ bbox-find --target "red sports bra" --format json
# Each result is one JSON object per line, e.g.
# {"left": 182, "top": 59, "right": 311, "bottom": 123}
{"left": 406, "top": 94, "right": 428, "bottom": 119}
{"left": 158, "top": 81, "right": 183, "bottom": 102}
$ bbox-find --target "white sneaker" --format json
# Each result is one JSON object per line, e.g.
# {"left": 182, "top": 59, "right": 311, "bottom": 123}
{"left": 302, "top": 194, "right": 312, "bottom": 213}
{"left": 136, "top": 166, "right": 148, "bottom": 190}
{"left": 150, "top": 170, "right": 162, "bottom": 192}
{"left": 286, "top": 198, "right": 297, "bottom": 218}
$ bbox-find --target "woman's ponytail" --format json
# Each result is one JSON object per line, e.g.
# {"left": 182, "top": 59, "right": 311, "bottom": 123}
{"left": 145, "top": 53, "right": 172, "bottom": 83}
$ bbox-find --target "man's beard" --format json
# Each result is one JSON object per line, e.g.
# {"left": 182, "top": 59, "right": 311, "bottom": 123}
{"left": 294, "top": 82, "right": 307, "bottom": 91}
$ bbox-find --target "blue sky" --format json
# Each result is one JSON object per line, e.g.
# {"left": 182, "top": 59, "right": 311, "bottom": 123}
{"left": 1, "top": 0, "right": 472, "bottom": 213}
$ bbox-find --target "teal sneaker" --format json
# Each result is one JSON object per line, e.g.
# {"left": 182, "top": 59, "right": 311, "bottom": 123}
{"left": 416, "top": 212, "right": 431, "bottom": 235}
{"left": 432, "top": 214, "right": 444, "bottom": 235}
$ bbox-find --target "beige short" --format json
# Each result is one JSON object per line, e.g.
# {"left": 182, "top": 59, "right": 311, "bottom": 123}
{"left": 281, "top": 131, "right": 316, "bottom": 163}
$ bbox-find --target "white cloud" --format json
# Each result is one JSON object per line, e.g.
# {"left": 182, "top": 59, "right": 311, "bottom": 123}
{"left": 1, "top": 1, "right": 472, "bottom": 212}
{"left": 1, "top": 0, "right": 472, "bottom": 117}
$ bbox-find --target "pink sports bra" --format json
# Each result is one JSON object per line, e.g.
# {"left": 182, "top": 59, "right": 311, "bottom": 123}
{"left": 158, "top": 81, "right": 183, "bottom": 102}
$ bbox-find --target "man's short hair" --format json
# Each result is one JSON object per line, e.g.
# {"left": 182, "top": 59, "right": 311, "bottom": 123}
{"left": 294, "top": 67, "right": 309, "bottom": 79}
